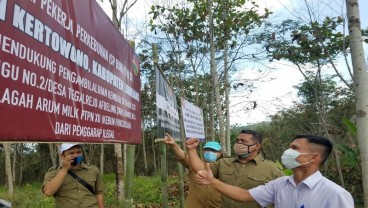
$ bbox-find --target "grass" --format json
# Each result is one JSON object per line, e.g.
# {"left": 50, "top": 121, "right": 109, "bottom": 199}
{"left": 0, "top": 174, "right": 364, "bottom": 208}
{"left": 0, "top": 174, "right": 181, "bottom": 208}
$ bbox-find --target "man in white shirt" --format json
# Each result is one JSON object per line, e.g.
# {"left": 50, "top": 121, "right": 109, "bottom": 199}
{"left": 193, "top": 135, "right": 354, "bottom": 208}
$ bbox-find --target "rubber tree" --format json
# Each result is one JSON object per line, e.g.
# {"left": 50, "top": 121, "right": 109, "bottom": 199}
{"left": 261, "top": 9, "right": 358, "bottom": 186}
{"left": 3, "top": 143, "right": 14, "bottom": 196}
{"left": 149, "top": 0, "right": 269, "bottom": 154}
{"left": 345, "top": 0, "right": 368, "bottom": 206}
{"left": 102, "top": 0, "right": 139, "bottom": 204}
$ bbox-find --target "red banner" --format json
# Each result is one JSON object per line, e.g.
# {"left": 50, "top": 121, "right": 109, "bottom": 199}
{"left": 0, "top": 0, "right": 141, "bottom": 144}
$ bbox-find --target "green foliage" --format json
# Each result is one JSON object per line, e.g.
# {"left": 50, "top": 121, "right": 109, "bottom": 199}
{"left": 342, "top": 117, "right": 357, "bottom": 136}
{"left": 149, "top": 0, "right": 268, "bottom": 47}
{"left": 275, "top": 160, "right": 293, "bottom": 176}
{"left": 362, "top": 28, "right": 368, "bottom": 44}
{"left": 338, "top": 118, "right": 359, "bottom": 168}
{"left": 254, "top": 75, "right": 362, "bottom": 206}
{"left": 0, "top": 174, "right": 180, "bottom": 208}
{"left": 0, "top": 182, "right": 54, "bottom": 207}
{"left": 336, "top": 144, "right": 360, "bottom": 167}
{"left": 262, "top": 17, "right": 348, "bottom": 64}
{"left": 294, "top": 74, "right": 354, "bottom": 113}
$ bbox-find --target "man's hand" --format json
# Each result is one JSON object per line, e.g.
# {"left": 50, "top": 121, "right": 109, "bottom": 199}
{"left": 195, "top": 162, "right": 214, "bottom": 185}
{"left": 164, "top": 133, "right": 176, "bottom": 146}
{"left": 195, "top": 162, "right": 254, "bottom": 203}
{"left": 185, "top": 138, "right": 200, "bottom": 150}
{"left": 60, "top": 154, "right": 73, "bottom": 170}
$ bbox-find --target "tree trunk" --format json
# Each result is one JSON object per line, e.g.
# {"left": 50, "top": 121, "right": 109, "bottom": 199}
{"left": 346, "top": 0, "right": 368, "bottom": 206}
{"left": 178, "top": 87, "right": 186, "bottom": 208}
{"left": 223, "top": 0, "right": 231, "bottom": 156}
{"left": 114, "top": 144, "right": 124, "bottom": 201}
{"left": 124, "top": 144, "right": 127, "bottom": 175}
{"left": 111, "top": 0, "right": 119, "bottom": 30}
{"left": 160, "top": 142, "right": 168, "bottom": 208}
{"left": 314, "top": 72, "right": 345, "bottom": 187}
{"left": 100, "top": 144, "right": 104, "bottom": 175}
{"left": 18, "top": 144, "right": 23, "bottom": 186}
{"left": 110, "top": 1, "right": 125, "bottom": 202}
{"left": 48, "top": 143, "right": 57, "bottom": 167}
{"left": 151, "top": 134, "right": 157, "bottom": 175}
{"left": 12, "top": 144, "right": 16, "bottom": 185}
{"left": 152, "top": 43, "right": 168, "bottom": 208}
{"left": 207, "top": 0, "right": 225, "bottom": 150}
{"left": 124, "top": 40, "right": 136, "bottom": 208}
{"left": 4, "top": 143, "right": 14, "bottom": 196}
{"left": 124, "top": 144, "right": 135, "bottom": 207}
{"left": 209, "top": 91, "right": 215, "bottom": 141}
{"left": 142, "top": 129, "right": 147, "bottom": 170}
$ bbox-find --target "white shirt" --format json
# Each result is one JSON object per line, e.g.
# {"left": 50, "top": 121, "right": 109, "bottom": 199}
{"left": 249, "top": 171, "right": 354, "bottom": 208}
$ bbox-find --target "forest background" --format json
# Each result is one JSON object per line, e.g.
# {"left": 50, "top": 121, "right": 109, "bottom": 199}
{"left": 1, "top": 0, "right": 368, "bottom": 207}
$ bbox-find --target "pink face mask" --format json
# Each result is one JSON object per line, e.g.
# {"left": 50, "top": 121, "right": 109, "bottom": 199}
{"left": 233, "top": 143, "right": 256, "bottom": 158}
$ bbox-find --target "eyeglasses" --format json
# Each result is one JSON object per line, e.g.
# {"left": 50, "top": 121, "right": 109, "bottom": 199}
{"left": 235, "top": 139, "right": 256, "bottom": 147}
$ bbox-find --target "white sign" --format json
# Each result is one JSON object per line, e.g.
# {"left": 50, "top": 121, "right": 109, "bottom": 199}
{"left": 155, "top": 68, "right": 180, "bottom": 139}
{"left": 181, "top": 98, "right": 205, "bottom": 140}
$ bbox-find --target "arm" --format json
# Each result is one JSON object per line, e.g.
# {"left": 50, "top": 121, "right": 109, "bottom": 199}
{"left": 195, "top": 162, "right": 255, "bottom": 203}
{"left": 42, "top": 168, "right": 68, "bottom": 196}
{"left": 96, "top": 193, "right": 104, "bottom": 208}
{"left": 164, "top": 134, "right": 188, "bottom": 167}
{"left": 185, "top": 138, "right": 205, "bottom": 172}
{"left": 42, "top": 154, "right": 73, "bottom": 196}
{"left": 95, "top": 167, "right": 105, "bottom": 208}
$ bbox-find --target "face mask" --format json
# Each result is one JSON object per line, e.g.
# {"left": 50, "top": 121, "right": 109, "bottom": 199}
{"left": 71, "top": 155, "right": 83, "bottom": 166}
{"left": 233, "top": 143, "right": 256, "bottom": 158}
{"left": 204, "top": 151, "right": 217, "bottom": 163}
{"left": 281, "top": 148, "right": 314, "bottom": 169}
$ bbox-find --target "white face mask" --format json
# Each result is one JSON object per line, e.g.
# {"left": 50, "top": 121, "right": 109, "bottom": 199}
{"left": 281, "top": 148, "right": 314, "bottom": 169}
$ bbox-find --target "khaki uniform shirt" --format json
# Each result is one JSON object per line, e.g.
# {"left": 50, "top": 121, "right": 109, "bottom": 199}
{"left": 42, "top": 163, "right": 104, "bottom": 208}
{"left": 176, "top": 154, "right": 221, "bottom": 208}
{"left": 211, "top": 154, "right": 283, "bottom": 208}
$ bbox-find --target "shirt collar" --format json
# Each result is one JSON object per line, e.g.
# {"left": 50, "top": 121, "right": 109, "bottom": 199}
{"left": 285, "top": 171, "right": 323, "bottom": 188}
{"left": 79, "top": 162, "right": 89, "bottom": 169}
{"left": 58, "top": 162, "right": 89, "bottom": 170}
{"left": 301, "top": 171, "right": 323, "bottom": 189}
{"left": 233, "top": 153, "right": 263, "bottom": 165}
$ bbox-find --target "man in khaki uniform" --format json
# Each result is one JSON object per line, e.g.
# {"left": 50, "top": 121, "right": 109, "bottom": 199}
{"left": 42, "top": 143, "right": 104, "bottom": 208}
{"left": 164, "top": 134, "right": 222, "bottom": 208}
{"left": 186, "top": 130, "right": 283, "bottom": 208}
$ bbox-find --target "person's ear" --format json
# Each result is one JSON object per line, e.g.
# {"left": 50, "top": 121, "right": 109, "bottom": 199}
{"left": 255, "top": 143, "right": 261, "bottom": 150}
{"left": 216, "top": 152, "right": 222, "bottom": 157}
{"left": 311, "top": 153, "right": 320, "bottom": 163}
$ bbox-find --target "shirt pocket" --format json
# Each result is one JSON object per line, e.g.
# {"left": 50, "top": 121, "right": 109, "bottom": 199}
{"left": 247, "top": 172, "right": 267, "bottom": 187}
{"left": 84, "top": 176, "right": 97, "bottom": 189}
{"left": 60, "top": 176, "right": 76, "bottom": 192}
{"left": 219, "top": 168, "right": 234, "bottom": 184}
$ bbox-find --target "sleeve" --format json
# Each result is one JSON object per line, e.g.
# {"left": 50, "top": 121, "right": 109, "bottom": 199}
{"left": 94, "top": 166, "right": 104, "bottom": 194}
{"left": 210, "top": 160, "right": 220, "bottom": 179}
{"left": 273, "top": 164, "right": 285, "bottom": 178}
{"left": 41, "top": 168, "right": 58, "bottom": 192}
{"left": 248, "top": 179, "right": 278, "bottom": 207}
{"left": 329, "top": 190, "right": 354, "bottom": 208}
{"left": 177, "top": 153, "right": 189, "bottom": 168}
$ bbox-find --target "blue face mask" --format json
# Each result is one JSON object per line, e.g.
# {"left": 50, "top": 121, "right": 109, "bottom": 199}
{"left": 72, "top": 155, "right": 83, "bottom": 166}
{"left": 204, "top": 151, "right": 217, "bottom": 163}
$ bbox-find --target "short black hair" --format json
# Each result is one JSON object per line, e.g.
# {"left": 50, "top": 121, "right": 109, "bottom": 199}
{"left": 239, "top": 130, "right": 263, "bottom": 144}
{"left": 293, "top": 135, "right": 333, "bottom": 165}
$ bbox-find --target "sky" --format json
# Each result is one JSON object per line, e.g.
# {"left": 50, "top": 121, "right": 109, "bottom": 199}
{"left": 98, "top": 0, "right": 368, "bottom": 126}
{"left": 229, "top": 0, "right": 368, "bottom": 126}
